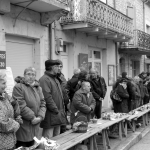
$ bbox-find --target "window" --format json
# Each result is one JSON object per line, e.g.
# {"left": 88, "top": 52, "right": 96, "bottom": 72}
{"left": 88, "top": 47, "right": 102, "bottom": 75}
{"left": 146, "top": 25, "right": 150, "bottom": 34}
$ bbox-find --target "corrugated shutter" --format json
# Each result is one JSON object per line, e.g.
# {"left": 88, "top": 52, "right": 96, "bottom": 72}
{"left": 6, "top": 35, "right": 34, "bottom": 79}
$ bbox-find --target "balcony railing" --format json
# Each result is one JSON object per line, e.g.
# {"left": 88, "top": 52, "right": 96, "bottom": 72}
{"left": 121, "top": 30, "right": 150, "bottom": 51}
{"left": 61, "top": 0, "right": 133, "bottom": 37}
{"left": 55, "top": 0, "right": 68, "bottom": 5}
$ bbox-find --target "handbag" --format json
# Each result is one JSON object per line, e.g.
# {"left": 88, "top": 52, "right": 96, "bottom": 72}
{"left": 110, "top": 90, "right": 122, "bottom": 102}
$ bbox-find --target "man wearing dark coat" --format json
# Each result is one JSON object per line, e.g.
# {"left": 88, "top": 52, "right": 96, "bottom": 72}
{"left": 70, "top": 81, "right": 96, "bottom": 124}
{"left": 39, "top": 60, "right": 67, "bottom": 138}
{"left": 89, "top": 68, "right": 107, "bottom": 118}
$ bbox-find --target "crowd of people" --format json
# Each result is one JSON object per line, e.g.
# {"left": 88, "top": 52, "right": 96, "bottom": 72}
{"left": 1, "top": 58, "right": 149, "bottom": 150}
{"left": 112, "top": 71, "right": 150, "bottom": 113}
{"left": 0, "top": 59, "right": 107, "bottom": 150}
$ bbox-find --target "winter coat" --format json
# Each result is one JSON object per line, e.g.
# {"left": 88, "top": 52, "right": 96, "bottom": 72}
{"left": 115, "top": 84, "right": 129, "bottom": 113}
{"left": 70, "top": 89, "right": 96, "bottom": 124}
{"left": 67, "top": 74, "right": 79, "bottom": 101}
{"left": 147, "top": 81, "right": 150, "bottom": 96}
{"left": 143, "top": 85, "right": 149, "bottom": 104}
{"left": 0, "top": 93, "right": 20, "bottom": 150}
{"left": 90, "top": 76, "right": 107, "bottom": 100}
{"left": 39, "top": 71, "right": 67, "bottom": 129}
{"left": 12, "top": 77, "right": 46, "bottom": 142}
{"left": 57, "top": 73, "right": 69, "bottom": 107}
{"left": 131, "top": 82, "right": 141, "bottom": 109}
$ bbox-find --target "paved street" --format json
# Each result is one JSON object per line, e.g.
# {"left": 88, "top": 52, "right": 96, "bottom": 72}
{"left": 129, "top": 131, "right": 150, "bottom": 150}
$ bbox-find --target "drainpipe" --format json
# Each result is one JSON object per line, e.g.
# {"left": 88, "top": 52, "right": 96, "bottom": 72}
{"left": 49, "top": 22, "right": 56, "bottom": 59}
{"left": 115, "top": 42, "right": 118, "bottom": 78}
{"left": 49, "top": 24, "right": 52, "bottom": 59}
{"left": 143, "top": 0, "right": 148, "bottom": 71}
{"left": 113, "top": 0, "right": 116, "bottom": 9}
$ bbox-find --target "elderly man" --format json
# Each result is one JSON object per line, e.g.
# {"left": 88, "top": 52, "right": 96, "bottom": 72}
{"left": 67, "top": 68, "right": 81, "bottom": 101}
{"left": 89, "top": 68, "right": 107, "bottom": 118}
{"left": 39, "top": 60, "right": 67, "bottom": 138}
{"left": 70, "top": 81, "right": 96, "bottom": 124}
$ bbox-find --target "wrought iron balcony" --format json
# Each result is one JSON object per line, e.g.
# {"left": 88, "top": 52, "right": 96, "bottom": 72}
{"left": 55, "top": 0, "right": 69, "bottom": 5}
{"left": 120, "top": 30, "right": 150, "bottom": 53}
{"left": 60, "top": 0, "right": 133, "bottom": 39}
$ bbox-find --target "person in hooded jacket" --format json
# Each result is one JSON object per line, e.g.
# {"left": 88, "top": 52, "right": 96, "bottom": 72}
{"left": 116, "top": 79, "right": 129, "bottom": 113}
{"left": 12, "top": 67, "right": 46, "bottom": 148}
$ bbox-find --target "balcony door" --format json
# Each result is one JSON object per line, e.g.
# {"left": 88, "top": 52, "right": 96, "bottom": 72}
{"left": 88, "top": 47, "right": 102, "bottom": 76}
{"left": 132, "top": 60, "right": 140, "bottom": 77}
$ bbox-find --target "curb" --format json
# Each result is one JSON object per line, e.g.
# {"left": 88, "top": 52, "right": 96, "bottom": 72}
{"left": 113, "top": 125, "right": 150, "bottom": 150}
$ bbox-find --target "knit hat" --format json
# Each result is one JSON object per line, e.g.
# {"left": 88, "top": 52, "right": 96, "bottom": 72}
{"left": 122, "top": 72, "right": 127, "bottom": 78}
{"left": 56, "top": 59, "right": 63, "bottom": 66}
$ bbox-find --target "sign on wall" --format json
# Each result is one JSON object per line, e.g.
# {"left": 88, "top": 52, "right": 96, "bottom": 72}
{"left": 0, "top": 51, "right": 6, "bottom": 69}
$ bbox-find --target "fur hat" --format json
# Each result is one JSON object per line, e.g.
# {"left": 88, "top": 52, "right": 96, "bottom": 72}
{"left": 45, "top": 59, "right": 61, "bottom": 70}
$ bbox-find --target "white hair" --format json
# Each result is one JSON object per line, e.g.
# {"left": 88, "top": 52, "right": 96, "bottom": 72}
{"left": 73, "top": 68, "right": 80, "bottom": 75}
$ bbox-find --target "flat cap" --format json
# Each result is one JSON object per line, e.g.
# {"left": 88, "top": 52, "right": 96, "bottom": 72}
{"left": 45, "top": 59, "right": 61, "bottom": 70}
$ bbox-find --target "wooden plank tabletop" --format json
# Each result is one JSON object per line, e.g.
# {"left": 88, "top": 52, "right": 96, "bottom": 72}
{"left": 51, "top": 127, "right": 101, "bottom": 150}
{"left": 127, "top": 109, "right": 150, "bottom": 121}
{"left": 89, "top": 115, "right": 129, "bottom": 130}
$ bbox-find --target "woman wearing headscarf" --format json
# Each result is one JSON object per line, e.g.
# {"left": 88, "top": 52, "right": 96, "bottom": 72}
{"left": 0, "top": 72, "right": 20, "bottom": 150}
{"left": 12, "top": 67, "right": 46, "bottom": 148}
{"left": 116, "top": 79, "right": 129, "bottom": 113}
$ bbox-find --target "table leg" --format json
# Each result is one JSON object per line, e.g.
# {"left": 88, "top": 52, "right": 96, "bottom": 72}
{"left": 142, "top": 115, "right": 146, "bottom": 128}
{"left": 102, "top": 129, "right": 107, "bottom": 150}
{"left": 119, "top": 122, "right": 122, "bottom": 140}
{"left": 93, "top": 135, "right": 98, "bottom": 150}
{"left": 121, "top": 121, "right": 127, "bottom": 137}
{"left": 105, "top": 129, "right": 111, "bottom": 149}
{"left": 146, "top": 113, "right": 148, "bottom": 125}
{"left": 132, "top": 120, "right": 136, "bottom": 132}
{"left": 125, "top": 121, "right": 128, "bottom": 136}
{"left": 89, "top": 136, "right": 94, "bottom": 150}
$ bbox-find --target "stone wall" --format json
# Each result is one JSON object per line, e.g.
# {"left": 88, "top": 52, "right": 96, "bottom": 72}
{"left": 0, "top": 4, "right": 49, "bottom": 79}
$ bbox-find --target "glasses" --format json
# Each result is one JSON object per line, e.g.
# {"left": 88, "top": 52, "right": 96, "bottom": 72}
{"left": 25, "top": 73, "right": 36, "bottom": 77}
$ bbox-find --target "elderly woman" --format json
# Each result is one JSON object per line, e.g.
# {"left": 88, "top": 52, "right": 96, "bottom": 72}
{"left": 116, "top": 79, "right": 129, "bottom": 113}
{"left": 12, "top": 67, "right": 46, "bottom": 148}
{"left": 0, "top": 72, "right": 20, "bottom": 150}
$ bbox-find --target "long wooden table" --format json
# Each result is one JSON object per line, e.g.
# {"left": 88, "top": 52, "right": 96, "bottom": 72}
{"left": 51, "top": 126, "right": 100, "bottom": 150}
{"left": 50, "top": 115, "right": 129, "bottom": 150}
{"left": 49, "top": 104, "right": 150, "bottom": 150}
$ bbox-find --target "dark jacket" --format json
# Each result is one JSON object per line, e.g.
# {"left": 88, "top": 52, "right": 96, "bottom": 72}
{"left": 57, "top": 73, "right": 69, "bottom": 106}
{"left": 70, "top": 89, "right": 96, "bottom": 124}
{"left": 39, "top": 71, "right": 67, "bottom": 129}
{"left": 115, "top": 84, "right": 129, "bottom": 113}
{"left": 12, "top": 77, "right": 46, "bottom": 142}
{"left": 67, "top": 74, "right": 79, "bottom": 101}
{"left": 90, "top": 76, "right": 107, "bottom": 100}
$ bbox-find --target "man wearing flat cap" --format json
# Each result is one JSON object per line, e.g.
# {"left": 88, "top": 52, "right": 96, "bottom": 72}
{"left": 39, "top": 59, "right": 67, "bottom": 138}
